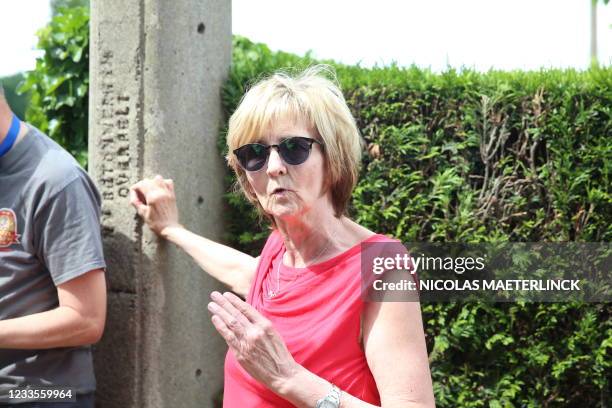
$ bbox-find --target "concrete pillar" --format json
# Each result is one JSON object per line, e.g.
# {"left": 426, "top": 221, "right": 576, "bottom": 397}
{"left": 88, "top": 1, "right": 231, "bottom": 407}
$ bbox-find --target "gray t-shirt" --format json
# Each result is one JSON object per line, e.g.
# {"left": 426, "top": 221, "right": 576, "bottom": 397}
{"left": 0, "top": 124, "right": 106, "bottom": 403}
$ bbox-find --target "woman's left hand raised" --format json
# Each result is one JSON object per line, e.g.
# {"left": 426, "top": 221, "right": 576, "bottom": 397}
{"left": 208, "top": 291, "right": 299, "bottom": 391}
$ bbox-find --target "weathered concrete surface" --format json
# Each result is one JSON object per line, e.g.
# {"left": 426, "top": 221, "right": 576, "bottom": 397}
{"left": 89, "top": 0, "right": 231, "bottom": 406}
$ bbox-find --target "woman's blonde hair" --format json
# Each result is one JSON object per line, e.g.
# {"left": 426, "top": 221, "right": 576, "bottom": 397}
{"left": 226, "top": 65, "right": 363, "bottom": 222}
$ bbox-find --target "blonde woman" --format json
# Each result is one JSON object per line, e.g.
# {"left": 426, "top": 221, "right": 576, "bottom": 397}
{"left": 130, "top": 66, "right": 435, "bottom": 407}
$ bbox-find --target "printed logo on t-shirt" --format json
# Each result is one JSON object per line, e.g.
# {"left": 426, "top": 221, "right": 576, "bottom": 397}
{"left": 0, "top": 208, "right": 20, "bottom": 249}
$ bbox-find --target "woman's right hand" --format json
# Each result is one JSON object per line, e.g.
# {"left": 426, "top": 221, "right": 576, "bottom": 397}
{"left": 129, "top": 175, "right": 182, "bottom": 238}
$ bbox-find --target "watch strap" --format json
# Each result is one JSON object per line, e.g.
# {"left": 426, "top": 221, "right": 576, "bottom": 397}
{"left": 315, "top": 384, "right": 341, "bottom": 408}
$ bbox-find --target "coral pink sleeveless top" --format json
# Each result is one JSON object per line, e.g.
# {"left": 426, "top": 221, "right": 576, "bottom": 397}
{"left": 223, "top": 230, "right": 393, "bottom": 407}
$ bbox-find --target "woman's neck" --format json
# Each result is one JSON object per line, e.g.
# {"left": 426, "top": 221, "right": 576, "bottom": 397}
{"left": 275, "top": 210, "right": 345, "bottom": 268}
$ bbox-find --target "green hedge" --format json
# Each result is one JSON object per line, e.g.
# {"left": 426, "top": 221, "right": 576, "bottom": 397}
{"left": 222, "top": 37, "right": 611, "bottom": 407}
{"left": 23, "top": 8, "right": 610, "bottom": 405}
{"left": 0, "top": 73, "right": 29, "bottom": 118}
{"left": 19, "top": 6, "right": 89, "bottom": 167}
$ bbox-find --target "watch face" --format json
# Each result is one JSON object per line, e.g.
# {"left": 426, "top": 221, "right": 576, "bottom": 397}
{"left": 319, "top": 400, "right": 338, "bottom": 408}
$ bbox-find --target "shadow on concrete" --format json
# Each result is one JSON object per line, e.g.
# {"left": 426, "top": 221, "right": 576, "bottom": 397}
{"left": 92, "top": 231, "right": 225, "bottom": 407}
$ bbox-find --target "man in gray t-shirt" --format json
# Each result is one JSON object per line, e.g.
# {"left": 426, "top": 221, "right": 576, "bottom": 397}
{"left": 0, "top": 87, "right": 106, "bottom": 407}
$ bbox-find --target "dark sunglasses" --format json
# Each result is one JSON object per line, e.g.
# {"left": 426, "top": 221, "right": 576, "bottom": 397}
{"left": 233, "top": 136, "right": 323, "bottom": 172}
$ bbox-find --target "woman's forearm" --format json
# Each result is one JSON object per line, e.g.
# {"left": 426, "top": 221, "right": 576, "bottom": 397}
{"left": 162, "top": 226, "right": 257, "bottom": 296}
{"left": 279, "top": 365, "right": 432, "bottom": 408}
{"left": 277, "top": 365, "right": 381, "bottom": 408}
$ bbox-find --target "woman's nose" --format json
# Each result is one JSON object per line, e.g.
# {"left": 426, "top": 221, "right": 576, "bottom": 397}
{"left": 266, "top": 147, "right": 286, "bottom": 176}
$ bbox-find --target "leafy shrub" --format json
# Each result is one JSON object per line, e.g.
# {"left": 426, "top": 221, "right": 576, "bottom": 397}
{"left": 0, "top": 73, "right": 29, "bottom": 118}
{"left": 19, "top": 6, "right": 89, "bottom": 167}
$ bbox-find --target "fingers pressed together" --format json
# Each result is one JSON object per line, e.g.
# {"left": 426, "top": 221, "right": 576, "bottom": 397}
{"left": 207, "top": 291, "right": 267, "bottom": 347}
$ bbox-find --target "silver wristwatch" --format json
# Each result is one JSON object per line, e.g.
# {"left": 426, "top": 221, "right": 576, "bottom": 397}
{"left": 315, "top": 384, "right": 341, "bottom": 408}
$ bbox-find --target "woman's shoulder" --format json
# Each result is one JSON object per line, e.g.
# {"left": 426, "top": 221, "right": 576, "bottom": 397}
{"left": 345, "top": 219, "right": 399, "bottom": 245}
{"left": 262, "top": 228, "right": 285, "bottom": 255}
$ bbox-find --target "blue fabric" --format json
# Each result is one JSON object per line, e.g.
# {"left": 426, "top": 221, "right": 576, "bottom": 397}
{"left": 0, "top": 114, "right": 20, "bottom": 158}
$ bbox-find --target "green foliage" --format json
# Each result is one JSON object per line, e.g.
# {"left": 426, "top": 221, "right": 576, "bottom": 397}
{"left": 0, "top": 73, "right": 29, "bottom": 118}
{"left": 19, "top": 6, "right": 89, "bottom": 167}
{"left": 50, "top": 0, "right": 89, "bottom": 16}
{"left": 223, "top": 37, "right": 611, "bottom": 407}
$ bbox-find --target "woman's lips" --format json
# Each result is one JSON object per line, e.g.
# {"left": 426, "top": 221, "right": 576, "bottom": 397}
{"left": 271, "top": 188, "right": 291, "bottom": 196}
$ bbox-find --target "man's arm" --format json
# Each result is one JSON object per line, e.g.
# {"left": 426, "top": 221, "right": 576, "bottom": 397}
{"left": 0, "top": 269, "right": 106, "bottom": 349}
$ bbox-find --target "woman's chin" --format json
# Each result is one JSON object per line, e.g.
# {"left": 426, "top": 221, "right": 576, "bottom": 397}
{"left": 266, "top": 203, "right": 302, "bottom": 220}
